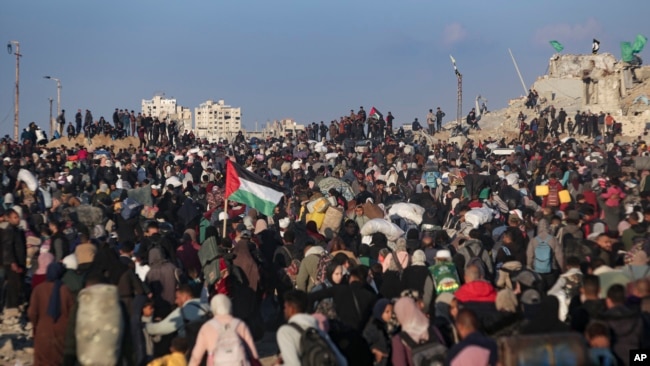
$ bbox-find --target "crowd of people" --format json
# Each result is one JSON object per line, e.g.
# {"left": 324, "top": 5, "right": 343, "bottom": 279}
{"left": 49, "top": 108, "right": 197, "bottom": 148}
{"left": 0, "top": 100, "right": 649, "bottom": 366}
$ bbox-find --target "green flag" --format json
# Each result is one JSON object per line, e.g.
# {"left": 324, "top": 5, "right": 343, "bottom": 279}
{"left": 632, "top": 34, "right": 647, "bottom": 54}
{"left": 549, "top": 40, "right": 564, "bottom": 52}
{"left": 621, "top": 41, "right": 634, "bottom": 62}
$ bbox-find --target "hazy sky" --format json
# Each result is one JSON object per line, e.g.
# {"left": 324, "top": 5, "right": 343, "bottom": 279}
{"left": 1, "top": 0, "right": 648, "bottom": 136}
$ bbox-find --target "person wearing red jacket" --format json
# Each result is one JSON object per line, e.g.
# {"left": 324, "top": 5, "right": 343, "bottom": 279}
{"left": 542, "top": 174, "right": 564, "bottom": 209}
{"left": 454, "top": 265, "right": 497, "bottom": 303}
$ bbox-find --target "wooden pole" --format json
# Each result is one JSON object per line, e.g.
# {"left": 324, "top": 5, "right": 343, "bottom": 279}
{"left": 222, "top": 198, "right": 228, "bottom": 238}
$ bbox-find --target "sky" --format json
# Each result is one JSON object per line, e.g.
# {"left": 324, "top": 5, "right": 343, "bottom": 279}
{"left": 1, "top": 0, "right": 648, "bottom": 137}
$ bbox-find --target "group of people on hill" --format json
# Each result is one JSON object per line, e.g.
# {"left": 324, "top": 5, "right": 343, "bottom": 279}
{"left": 40, "top": 107, "right": 197, "bottom": 148}
{"left": 0, "top": 102, "right": 649, "bottom": 366}
{"left": 519, "top": 105, "right": 623, "bottom": 143}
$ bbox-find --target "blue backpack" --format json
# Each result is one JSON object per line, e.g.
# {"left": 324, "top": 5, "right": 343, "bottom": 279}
{"left": 533, "top": 236, "right": 553, "bottom": 274}
{"left": 423, "top": 171, "right": 440, "bottom": 189}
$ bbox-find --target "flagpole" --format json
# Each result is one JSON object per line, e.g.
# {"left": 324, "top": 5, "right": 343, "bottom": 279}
{"left": 222, "top": 198, "right": 229, "bottom": 239}
{"left": 508, "top": 48, "right": 528, "bottom": 95}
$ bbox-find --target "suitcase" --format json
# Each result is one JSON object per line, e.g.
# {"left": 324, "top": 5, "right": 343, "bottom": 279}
{"left": 498, "top": 333, "right": 588, "bottom": 366}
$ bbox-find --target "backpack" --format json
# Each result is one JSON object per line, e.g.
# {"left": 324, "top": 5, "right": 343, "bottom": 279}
{"left": 121, "top": 197, "right": 143, "bottom": 220}
{"left": 423, "top": 171, "right": 440, "bottom": 189}
{"left": 399, "top": 328, "right": 447, "bottom": 366}
{"left": 562, "top": 233, "right": 591, "bottom": 263}
{"left": 181, "top": 303, "right": 212, "bottom": 352}
{"left": 312, "top": 252, "right": 333, "bottom": 287}
{"left": 209, "top": 318, "right": 248, "bottom": 366}
{"left": 288, "top": 323, "right": 339, "bottom": 366}
{"left": 562, "top": 272, "right": 583, "bottom": 300}
{"left": 278, "top": 246, "right": 301, "bottom": 288}
{"left": 533, "top": 236, "right": 553, "bottom": 274}
{"left": 463, "top": 245, "right": 491, "bottom": 280}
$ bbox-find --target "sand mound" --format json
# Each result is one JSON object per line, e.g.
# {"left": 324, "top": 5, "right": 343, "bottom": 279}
{"left": 46, "top": 135, "right": 140, "bottom": 151}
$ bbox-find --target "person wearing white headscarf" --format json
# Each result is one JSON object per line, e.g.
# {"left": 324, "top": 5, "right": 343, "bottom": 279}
{"left": 189, "top": 294, "right": 258, "bottom": 366}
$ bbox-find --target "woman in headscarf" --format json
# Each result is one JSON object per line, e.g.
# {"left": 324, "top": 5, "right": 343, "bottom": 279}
{"left": 391, "top": 296, "right": 446, "bottom": 366}
{"left": 32, "top": 252, "right": 55, "bottom": 289}
{"left": 363, "top": 299, "right": 394, "bottom": 366}
{"left": 381, "top": 238, "right": 410, "bottom": 273}
{"left": 232, "top": 237, "right": 260, "bottom": 292}
{"left": 176, "top": 228, "right": 201, "bottom": 274}
{"left": 401, "top": 250, "right": 435, "bottom": 314}
{"left": 189, "top": 294, "right": 259, "bottom": 366}
{"left": 311, "top": 262, "right": 345, "bottom": 319}
{"left": 28, "top": 262, "right": 75, "bottom": 366}
{"left": 379, "top": 249, "right": 406, "bottom": 300}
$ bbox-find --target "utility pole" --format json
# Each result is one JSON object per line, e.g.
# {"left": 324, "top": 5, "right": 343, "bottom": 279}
{"left": 43, "top": 76, "right": 62, "bottom": 117}
{"left": 7, "top": 41, "right": 21, "bottom": 141}
{"left": 508, "top": 48, "right": 528, "bottom": 96}
{"left": 49, "top": 98, "right": 53, "bottom": 137}
{"left": 450, "top": 55, "right": 463, "bottom": 128}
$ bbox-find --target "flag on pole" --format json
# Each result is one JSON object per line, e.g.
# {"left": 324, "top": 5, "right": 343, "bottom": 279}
{"left": 621, "top": 42, "right": 634, "bottom": 62}
{"left": 225, "top": 160, "right": 285, "bottom": 217}
{"left": 592, "top": 39, "right": 600, "bottom": 54}
{"left": 450, "top": 55, "right": 460, "bottom": 76}
{"left": 549, "top": 40, "right": 564, "bottom": 52}
{"left": 632, "top": 34, "right": 647, "bottom": 54}
{"left": 369, "top": 107, "right": 383, "bottom": 120}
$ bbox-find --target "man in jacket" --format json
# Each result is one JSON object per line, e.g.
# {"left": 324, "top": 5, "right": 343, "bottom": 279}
{"left": 446, "top": 309, "right": 497, "bottom": 366}
{"left": 144, "top": 285, "right": 208, "bottom": 338}
{"left": 276, "top": 290, "right": 347, "bottom": 366}
{"left": 598, "top": 284, "right": 642, "bottom": 364}
{"left": 453, "top": 231, "right": 495, "bottom": 281}
{"left": 295, "top": 244, "right": 326, "bottom": 293}
{"left": 527, "top": 219, "right": 564, "bottom": 290}
{"left": 2, "top": 208, "right": 27, "bottom": 319}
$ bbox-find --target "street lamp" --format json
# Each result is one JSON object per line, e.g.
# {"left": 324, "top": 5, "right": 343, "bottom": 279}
{"left": 44, "top": 76, "right": 61, "bottom": 134}
{"left": 7, "top": 41, "right": 20, "bottom": 141}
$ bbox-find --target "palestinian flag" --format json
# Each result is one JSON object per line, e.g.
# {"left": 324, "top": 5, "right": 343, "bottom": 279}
{"left": 369, "top": 107, "right": 383, "bottom": 120}
{"left": 225, "top": 160, "right": 285, "bottom": 217}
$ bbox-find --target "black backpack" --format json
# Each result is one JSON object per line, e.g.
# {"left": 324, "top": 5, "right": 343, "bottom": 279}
{"left": 399, "top": 328, "right": 447, "bottom": 366}
{"left": 289, "top": 323, "right": 339, "bottom": 366}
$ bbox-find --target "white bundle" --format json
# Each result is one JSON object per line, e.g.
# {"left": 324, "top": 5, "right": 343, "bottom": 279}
{"left": 360, "top": 219, "right": 405, "bottom": 242}
{"left": 388, "top": 203, "right": 425, "bottom": 225}
{"left": 464, "top": 207, "right": 494, "bottom": 229}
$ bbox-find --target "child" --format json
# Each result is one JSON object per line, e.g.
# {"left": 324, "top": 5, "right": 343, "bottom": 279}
{"left": 585, "top": 322, "right": 618, "bottom": 366}
{"left": 363, "top": 299, "right": 394, "bottom": 366}
{"left": 147, "top": 337, "right": 188, "bottom": 366}
{"left": 141, "top": 301, "right": 159, "bottom": 361}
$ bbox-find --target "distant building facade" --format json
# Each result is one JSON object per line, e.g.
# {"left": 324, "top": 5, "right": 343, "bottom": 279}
{"left": 195, "top": 99, "right": 242, "bottom": 142}
{"left": 262, "top": 118, "right": 305, "bottom": 137}
{"left": 141, "top": 94, "right": 193, "bottom": 132}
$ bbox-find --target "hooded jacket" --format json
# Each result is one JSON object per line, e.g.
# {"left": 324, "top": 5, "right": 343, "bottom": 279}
{"left": 527, "top": 219, "right": 564, "bottom": 273}
{"left": 453, "top": 239, "right": 494, "bottom": 280}
{"left": 598, "top": 305, "right": 642, "bottom": 363}
{"left": 454, "top": 280, "right": 497, "bottom": 303}
{"left": 296, "top": 246, "right": 326, "bottom": 293}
